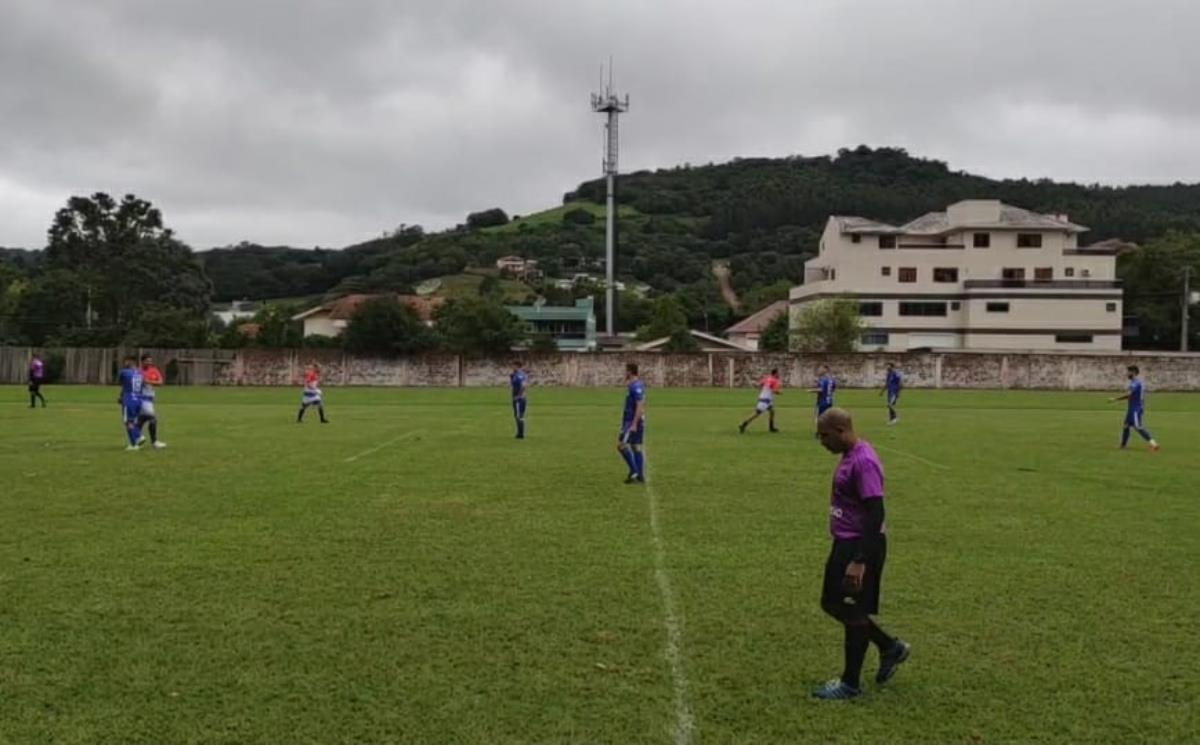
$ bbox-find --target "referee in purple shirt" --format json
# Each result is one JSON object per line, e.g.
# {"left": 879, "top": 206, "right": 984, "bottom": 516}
{"left": 812, "top": 407, "right": 910, "bottom": 700}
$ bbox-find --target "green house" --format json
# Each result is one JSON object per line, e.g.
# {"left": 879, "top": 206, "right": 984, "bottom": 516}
{"left": 506, "top": 298, "right": 598, "bottom": 352}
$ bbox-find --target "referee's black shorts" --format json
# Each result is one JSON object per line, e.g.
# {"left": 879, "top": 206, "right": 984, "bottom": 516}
{"left": 821, "top": 536, "right": 887, "bottom": 620}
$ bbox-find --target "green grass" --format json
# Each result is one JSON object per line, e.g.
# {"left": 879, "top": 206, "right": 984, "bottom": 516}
{"left": 483, "top": 201, "right": 642, "bottom": 234}
{"left": 1, "top": 386, "right": 1197, "bottom": 744}
{"left": 428, "top": 272, "right": 532, "bottom": 302}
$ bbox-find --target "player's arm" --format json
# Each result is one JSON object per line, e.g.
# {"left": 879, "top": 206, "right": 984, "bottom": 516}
{"left": 1109, "top": 392, "right": 1131, "bottom": 403}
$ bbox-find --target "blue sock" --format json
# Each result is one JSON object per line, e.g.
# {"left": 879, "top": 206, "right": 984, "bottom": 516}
{"left": 1121, "top": 427, "right": 1131, "bottom": 447}
{"left": 517, "top": 418, "right": 525, "bottom": 437}
{"left": 620, "top": 448, "right": 637, "bottom": 474}
{"left": 1137, "top": 428, "right": 1154, "bottom": 442}
{"left": 127, "top": 426, "right": 141, "bottom": 446}
{"left": 633, "top": 450, "right": 645, "bottom": 479}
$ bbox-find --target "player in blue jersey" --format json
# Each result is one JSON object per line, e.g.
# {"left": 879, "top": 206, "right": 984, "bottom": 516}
{"left": 618, "top": 362, "right": 646, "bottom": 484}
{"left": 117, "top": 356, "right": 145, "bottom": 451}
{"left": 809, "top": 365, "right": 837, "bottom": 435}
{"left": 510, "top": 360, "right": 528, "bottom": 439}
{"left": 1109, "top": 365, "right": 1160, "bottom": 451}
{"left": 879, "top": 362, "right": 902, "bottom": 425}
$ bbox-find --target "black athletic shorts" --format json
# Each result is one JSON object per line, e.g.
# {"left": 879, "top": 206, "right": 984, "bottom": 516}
{"left": 821, "top": 536, "right": 887, "bottom": 619}
{"left": 28, "top": 381, "right": 41, "bottom": 393}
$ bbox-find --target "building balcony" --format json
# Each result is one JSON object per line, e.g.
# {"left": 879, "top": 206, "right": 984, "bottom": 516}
{"left": 963, "top": 279, "right": 1122, "bottom": 290}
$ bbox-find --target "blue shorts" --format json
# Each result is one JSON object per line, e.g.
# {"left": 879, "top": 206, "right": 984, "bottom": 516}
{"left": 1124, "top": 409, "right": 1145, "bottom": 428}
{"left": 123, "top": 401, "right": 142, "bottom": 423}
{"left": 620, "top": 420, "right": 645, "bottom": 446}
{"left": 513, "top": 397, "right": 527, "bottom": 419}
{"left": 887, "top": 391, "right": 900, "bottom": 406}
{"left": 817, "top": 402, "right": 834, "bottom": 417}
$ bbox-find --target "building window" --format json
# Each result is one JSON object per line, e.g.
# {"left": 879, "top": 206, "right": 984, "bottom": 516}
{"left": 879, "top": 235, "right": 897, "bottom": 249}
{"left": 1017, "top": 233, "right": 1043, "bottom": 248}
{"left": 973, "top": 232, "right": 990, "bottom": 248}
{"left": 851, "top": 234, "right": 861, "bottom": 244}
{"left": 861, "top": 332, "right": 890, "bottom": 346}
{"left": 1056, "top": 333, "right": 1094, "bottom": 343}
{"left": 898, "top": 267, "right": 917, "bottom": 283}
{"left": 950, "top": 301, "right": 961, "bottom": 310}
{"left": 829, "top": 269, "right": 836, "bottom": 281}
{"left": 933, "top": 267, "right": 959, "bottom": 283}
{"left": 1107, "top": 302, "right": 1117, "bottom": 312}
{"left": 1002, "top": 267, "right": 1026, "bottom": 281}
{"left": 859, "top": 301, "right": 883, "bottom": 317}
{"left": 1065, "top": 267, "right": 1075, "bottom": 277}
{"left": 1034, "top": 267, "right": 1053, "bottom": 281}
{"left": 881, "top": 266, "right": 891, "bottom": 277}
{"left": 899, "top": 301, "right": 947, "bottom": 316}
{"left": 1081, "top": 269, "right": 1092, "bottom": 278}
{"left": 986, "top": 302, "right": 1010, "bottom": 313}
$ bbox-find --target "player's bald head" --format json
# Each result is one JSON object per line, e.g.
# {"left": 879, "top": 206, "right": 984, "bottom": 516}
{"left": 816, "top": 407, "right": 857, "bottom": 453}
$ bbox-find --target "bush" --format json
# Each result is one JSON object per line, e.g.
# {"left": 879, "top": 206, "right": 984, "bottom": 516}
{"left": 466, "top": 208, "right": 509, "bottom": 230}
{"left": 562, "top": 208, "right": 597, "bottom": 226}
{"left": 436, "top": 297, "right": 527, "bottom": 355}
{"left": 343, "top": 296, "right": 438, "bottom": 356}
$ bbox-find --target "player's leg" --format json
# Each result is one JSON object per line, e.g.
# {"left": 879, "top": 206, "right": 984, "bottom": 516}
{"left": 515, "top": 398, "right": 526, "bottom": 438}
{"left": 617, "top": 429, "right": 638, "bottom": 481}
{"left": 739, "top": 409, "right": 760, "bottom": 433}
{"left": 317, "top": 400, "right": 329, "bottom": 423}
{"left": 29, "top": 384, "right": 36, "bottom": 408}
{"left": 814, "top": 541, "right": 864, "bottom": 699}
{"left": 1132, "top": 411, "right": 1157, "bottom": 448}
{"left": 124, "top": 404, "right": 142, "bottom": 448}
{"left": 298, "top": 401, "right": 308, "bottom": 422}
{"left": 768, "top": 405, "right": 779, "bottom": 432}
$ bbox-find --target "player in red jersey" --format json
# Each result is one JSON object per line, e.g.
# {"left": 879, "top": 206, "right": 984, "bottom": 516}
{"left": 739, "top": 368, "right": 783, "bottom": 434}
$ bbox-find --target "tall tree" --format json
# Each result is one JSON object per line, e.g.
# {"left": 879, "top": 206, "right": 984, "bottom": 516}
{"left": 43, "top": 192, "right": 211, "bottom": 338}
{"left": 435, "top": 297, "right": 526, "bottom": 355}
{"left": 343, "top": 296, "right": 438, "bottom": 355}
{"left": 792, "top": 299, "right": 861, "bottom": 353}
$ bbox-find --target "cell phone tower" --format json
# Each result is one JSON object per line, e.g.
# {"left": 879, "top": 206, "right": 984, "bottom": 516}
{"left": 591, "top": 60, "right": 629, "bottom": 338}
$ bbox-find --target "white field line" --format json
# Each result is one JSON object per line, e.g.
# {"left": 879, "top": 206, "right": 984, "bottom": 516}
{"left": 342, "top": 429, "right": 423, "bottom": 463}
{"left": 872, "top": 443, "right": 952, "bottom": 471}
{"left": 643, "top": 455, "right": 696, "bottom": 745}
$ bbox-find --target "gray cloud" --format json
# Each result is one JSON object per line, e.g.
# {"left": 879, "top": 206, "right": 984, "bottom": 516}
{"left": 2, "top": 0, "right": 1198, "bottom": 249}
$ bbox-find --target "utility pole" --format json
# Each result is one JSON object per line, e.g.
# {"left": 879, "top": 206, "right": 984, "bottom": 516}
{"left": 591, "top": 60, "right": 629, "bottom": 338}
{"left": 1183, "top": 265, "right": 1192, "bottom": 352}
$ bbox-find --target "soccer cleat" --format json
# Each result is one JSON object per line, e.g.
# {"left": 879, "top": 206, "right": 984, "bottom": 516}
{"left": 769, "top": 427, "right": 780, "bottom": 433}
{"left": 624, "top": 474, "right": 644, "bottom": 485}
{"left": 137, "top": 435, "right": 148, "bottom": 446}
{"left": 876, "top": 639, "right": 911, "bottom": 684}
{"left": 1150, "top": 441, "right": 1160, "bottom": 451}
{"left": 125, "top": 444, "right": 141, "bottom": 452}
{"left": 811, "top": 678, "right": 862, "bottom": 700}
{"left": 887, "top": 417, "right": 899, "bottom": 426}
{"left": 153, "top": 441, "right": 168, "bottom": 450}
{"left": 738, "top": 422, "right": 747, "bottom": 434}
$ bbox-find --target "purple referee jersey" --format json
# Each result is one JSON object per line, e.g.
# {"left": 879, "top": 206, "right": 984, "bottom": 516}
{"left": 829, "top": 440, "right": 886, "bottom": 540}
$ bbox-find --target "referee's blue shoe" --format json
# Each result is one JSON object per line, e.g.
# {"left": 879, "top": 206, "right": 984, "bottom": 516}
{"left": 876, "top": 639, "right": 911, "bottom": 684}
{"left": 811, "top": 679, "right": 862, "bottom": 700}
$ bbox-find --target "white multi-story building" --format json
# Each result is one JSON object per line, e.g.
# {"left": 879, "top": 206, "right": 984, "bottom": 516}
{"left": 790, "top": 200, "right": 1131, "bottom": 351}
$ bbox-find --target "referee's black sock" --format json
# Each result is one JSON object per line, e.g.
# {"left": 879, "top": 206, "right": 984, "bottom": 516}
{"left": 842, "top": 623, "right": 870, "bottom": 689}
{"left": 867, "top": 620, "right": 896, "bottom": 652}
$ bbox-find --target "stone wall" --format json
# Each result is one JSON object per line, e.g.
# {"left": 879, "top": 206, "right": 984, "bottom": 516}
{"left": 2, "top": 346, "right": 1199, "bottom": 390}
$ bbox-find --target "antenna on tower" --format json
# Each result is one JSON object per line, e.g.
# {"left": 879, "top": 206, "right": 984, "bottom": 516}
{"left": 590, "top": 59, "right": 630, "bottom": 339}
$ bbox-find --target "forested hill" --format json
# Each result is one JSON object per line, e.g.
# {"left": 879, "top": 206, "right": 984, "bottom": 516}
{"left": 193, "top": 147, "right": 1200, "bottom": 307}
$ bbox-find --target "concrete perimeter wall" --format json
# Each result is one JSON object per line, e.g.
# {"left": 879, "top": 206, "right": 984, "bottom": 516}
{"left": 3, "top": 347, "right": 1200, "bottom": 390}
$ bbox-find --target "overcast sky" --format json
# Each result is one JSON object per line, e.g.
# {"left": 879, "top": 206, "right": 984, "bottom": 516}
{"left": 2, "top": 0, "right": 1198, "bottom": 249}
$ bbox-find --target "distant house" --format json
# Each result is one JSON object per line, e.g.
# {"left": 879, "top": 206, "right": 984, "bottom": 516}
{"left": 495, "top": 256, "right": 541, "bottom": 280}
{"left": 636, "top": 330, "right": 750, "bottom": 353}
{"left": 506, "top": 297, "right": 597, "bottom": 351}
{"left": 292, "top": 294, "right": 447, "bottom": 337}
{"left": 212, "top": 300, "right": 260, "bottom": 326}
{"left": 725, "top": 300, "right": 787, "bottom": 351}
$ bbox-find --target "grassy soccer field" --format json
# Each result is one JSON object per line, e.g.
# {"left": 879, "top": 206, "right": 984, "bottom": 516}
{"left": 1, "top": 384, "right": 1196, "bottom": 745}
